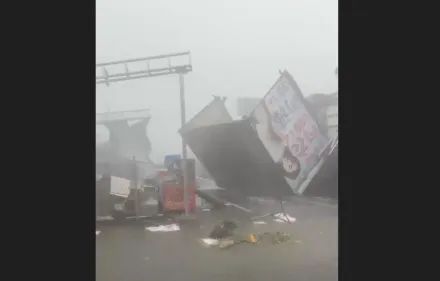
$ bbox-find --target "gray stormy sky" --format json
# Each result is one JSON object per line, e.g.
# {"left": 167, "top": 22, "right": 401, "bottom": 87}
{"left": 96, "top": 0, "right": 338, "bottom": 163}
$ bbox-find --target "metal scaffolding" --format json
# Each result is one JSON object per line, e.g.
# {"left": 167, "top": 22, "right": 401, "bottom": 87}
{"left": 96, "top": 51, "right": 193, "bottom": 216}
{"left": 96, "top": 51, "right": 192, "bottom": 85}
{"left": 96, "top": 109, "right": 151, "bottom": 125}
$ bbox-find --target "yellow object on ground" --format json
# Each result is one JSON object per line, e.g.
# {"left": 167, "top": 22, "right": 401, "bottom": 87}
{"left": 248, "top": 233, "right": 257, "bottom": 243}
{"left": 201, "top": 231, "right": 293, "bottom": 250}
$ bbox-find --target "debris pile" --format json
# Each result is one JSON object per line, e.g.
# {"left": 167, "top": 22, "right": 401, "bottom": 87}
{"left": 209, "top": 220, "right": 238, "bottom": 239}
{"left": 201, "top": 231, "right": 293, "bottom": 249}
{"left": 201, "top": 220, "right": 294, "bottom": 249}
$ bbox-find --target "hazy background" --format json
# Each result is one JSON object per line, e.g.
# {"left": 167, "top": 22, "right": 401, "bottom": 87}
{"left": 96, "top": 0, "right": 338, "bottom": 164}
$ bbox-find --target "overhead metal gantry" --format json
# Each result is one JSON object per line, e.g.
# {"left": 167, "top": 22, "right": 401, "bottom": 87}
{"left": 96, "top": 51, "right": 193, "bottom": 216}
{"left": 96, "top": 51, "right": 192, "bottom": 85}
{"left": 96, "top": 109, "right": 151, "bottom": 125}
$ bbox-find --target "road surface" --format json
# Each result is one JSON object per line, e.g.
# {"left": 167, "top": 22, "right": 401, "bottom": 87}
{"left": 96, "top": 195, "right": 338, "bottom": 281}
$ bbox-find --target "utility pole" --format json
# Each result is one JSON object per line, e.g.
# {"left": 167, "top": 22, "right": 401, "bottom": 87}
{"left": 179, "top": 73, "right": 189, "bottom": 216}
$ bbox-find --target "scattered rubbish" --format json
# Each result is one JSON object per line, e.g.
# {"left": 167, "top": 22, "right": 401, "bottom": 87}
{"left": 202, "top": 208, "right": 211, "bottom": 211}
{"left": 209, "top": 220, "right": 238, "bottom": 239}
{"left": 219, "top": 239, "right": 236, "bottom": 249}
{"left": 319, "top": 232, "right": 323, "bottom": 235}
{"left": 265, "top": 232, "right": 292, "bottom": 244}
{"left": 273, "top": 213, "right": 296, "bottom": 223}
{"left": 146, "top": 224, "right": 180, "bottom": 232}
{"left": 201, "top": 219, "right": 294, "bottom": 250}
{"left": 143, "top": 257, "right": 150, "bottom": 261}
{"left": 295, "top": 240, "right": 302, "bottom": 244}
{"left": 201, "top": 238, "right": 220, "bottom": 246}
{"left": 253, "top": 232, "right": 292, "bottom": 244}
{"left": 202, "top": 231, "right": 293, "bottom": 250}
{"left": 96, "top": 230, "right": 101, "bottom": 235}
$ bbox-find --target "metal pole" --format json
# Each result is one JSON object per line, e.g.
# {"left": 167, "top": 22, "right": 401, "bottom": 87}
{"left": 179, "top": 73, "right": 189, "bottom": 216}
{"left": 132, "top": 157, "right": 140, "bottom": 218}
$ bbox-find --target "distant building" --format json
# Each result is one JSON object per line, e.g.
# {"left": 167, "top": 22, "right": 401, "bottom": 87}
{"left": 306, "top": 92, "right": 338, "bottom": 139}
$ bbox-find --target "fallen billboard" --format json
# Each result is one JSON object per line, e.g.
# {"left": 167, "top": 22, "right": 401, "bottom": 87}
{"left": 181, "top": 71, "right": 329, "bottom": 196}
{"left": 183, "top": 119, "right": 293, "bottom": 196}
{"left": 304, "top": 138, "right": 338, "bottom": 198}
{"left": 249, "top": 71, "right": 329, "bottom": 194}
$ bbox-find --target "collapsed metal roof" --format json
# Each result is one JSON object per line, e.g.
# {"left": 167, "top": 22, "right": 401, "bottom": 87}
{"left": 96, "top": 109, "right": 155, "bottom": 179}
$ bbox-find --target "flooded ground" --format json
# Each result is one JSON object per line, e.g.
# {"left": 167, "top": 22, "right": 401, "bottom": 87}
{"left": 96, "top": 194, "right": 338, "bottom": 281}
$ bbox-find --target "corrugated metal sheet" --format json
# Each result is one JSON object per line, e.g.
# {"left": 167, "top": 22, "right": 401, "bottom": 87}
{"left": 183, "top": 119, "right": 293, "bottom": 197}
{"left": 236, "top": 97, "right": 261, "bottom": 116}
{"left": 179, "top": 97, "right": 233, "bottom": 179}
{"left": 179, "top": 97, "right": 233, "bottom": 135}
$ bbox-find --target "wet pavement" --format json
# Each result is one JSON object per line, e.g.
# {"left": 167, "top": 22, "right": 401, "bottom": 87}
{"left": 96, "top": 195, "right": 338, "bottom": 281}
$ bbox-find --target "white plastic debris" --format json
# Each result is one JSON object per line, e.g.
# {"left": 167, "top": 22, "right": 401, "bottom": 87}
{"left": 253, "top": 221, "right": 267, "bottom": 225}
{"left": 202, "top": 208, "right": 211, "bottom": 211}
{"left": 96, "top": 216, "right": 113, "bottom": 221}
{"left": 145, "top": 224, "right": 180, "bottom": 232}
{"left": 273, "top": 213, "right": 296, "bottom": 223}
{"left": 143, "top": 197, "right": 158, "bottom": 206}
{"left": 96, "top": 230, "right": 101, "bottom": 235}
{"left": 200, "top": 238, "right": 220, "bottom": 246}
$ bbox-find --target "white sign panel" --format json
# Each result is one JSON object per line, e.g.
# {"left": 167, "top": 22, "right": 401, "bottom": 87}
{"left": 251, "top": 72, "right": 328, "bottom": 194}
